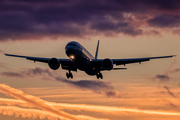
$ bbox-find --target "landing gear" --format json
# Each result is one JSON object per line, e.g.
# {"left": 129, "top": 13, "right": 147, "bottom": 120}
{"left": 66, "top": 71, "right": 73, "bottom": 79}
{"left": 96, "top": 72, "right": 103, "bottom": 79}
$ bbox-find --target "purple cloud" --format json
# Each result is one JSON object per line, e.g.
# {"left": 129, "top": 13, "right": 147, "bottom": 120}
{"left": 170, "top": 68, "right": 180, "bottom": 73}
{"left": 163, "top": 86, "right": 176, "bottom": 98}
{"left": 55, "top": 77, "right": 120, "bottom": 98}
{"left": 154, "top": 74, "right": 170, "bottom": 82}
{"left": 1, "top": 67, "right": 52, "bottom": 78}
{"left": 148, "top": 14, "right": 180, "bottom": 28}
{"left": 1, "top": 67, "right": 120, "bottom": 97}
{"left": 1, "top": 72, "right": 23, "bottom": 77}
{"left": 0, "top": 0, "right": 180, "bottom": 41}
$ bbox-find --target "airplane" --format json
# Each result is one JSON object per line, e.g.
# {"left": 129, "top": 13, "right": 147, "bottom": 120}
{"left": 5, "top": 40, "right": 176, "bottom": 79}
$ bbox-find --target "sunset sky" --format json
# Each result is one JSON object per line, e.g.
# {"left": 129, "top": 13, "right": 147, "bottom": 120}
{"left": 0, "top": 0, "right": 180, "bottom": 120}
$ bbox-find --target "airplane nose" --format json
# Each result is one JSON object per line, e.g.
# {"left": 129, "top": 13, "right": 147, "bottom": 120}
{"left": 65, "top": 46, "right": 76, "bottom": 56}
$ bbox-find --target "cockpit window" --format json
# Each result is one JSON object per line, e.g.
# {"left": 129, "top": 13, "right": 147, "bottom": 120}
{"left": 68, "top": 44, "right": 76, "bottom": 46}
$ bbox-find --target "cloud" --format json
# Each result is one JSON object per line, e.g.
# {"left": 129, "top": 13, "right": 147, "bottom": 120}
{"left": 55, "top": 77, "right": 120, "bottom": 98}
{"left": 152, "top": 60, "right": 178, "bottom": 82}
{"left": 0, "top": 106, "right": 108, "bottom": 120}
{"left": 161, "top": 99, "right": 178, "bottom": 108}
{"left": 0, "top": 84, "right": 108, "bottom": 120}
{"left": 148, "top": 14, "right": 180, "bottom": 28}
{"left": 173, "top": 29, "right": 180, "bottom": 35}
{"left": 1, "top": 98, "right": 180, "bottom": 116}
{"left": 1, "top": 67, "right": 120, "bottom": 98}
{"left": 1, "top": 0, "right": 180, "bottom": 41}
{"left": 1, "top": 67, "right": 52, "bottom": 78}
{"left": 90, "top": 20, "right": 143, "bottom": 36}
{"left": 24, "top": 67, "right": 52, "bottom": 76}
{"left": 154, "top": 74, "right": 170, "bottom": 82}
{"left": 170, "top": 68, "right": 180, "bottom": 73}
{"left": 0, "top": 106, "right": 61, "bottom": 120}
{"left": 1, "top": 72, "right": 23, "bottom": 77}
{"left": 145, "top": 30, "right": 161, "bottom": 36}
{"left": 0, "top": 62, "right": 5, "bottom": 68}
{"left": 168, "top": 103, "right": 178, "bottom": 108}
{"left": 0, "top": 49, "right": 4, "bottom": 53}
{"left": 163, "top": 86, "right": 176, "bottom": 98}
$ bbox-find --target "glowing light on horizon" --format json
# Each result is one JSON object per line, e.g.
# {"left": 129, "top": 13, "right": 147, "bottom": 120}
{"left": 0, "top": 106, "right": 108, "bottom": 120}
{"left": 0, "top": 84, "right": 107, "bottom": 120}
{"left": 0, "top": 98, "right": 180, "bottom": 116}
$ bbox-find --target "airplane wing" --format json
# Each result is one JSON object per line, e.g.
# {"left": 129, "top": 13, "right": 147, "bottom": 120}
{"left": 112, "top": 55, "right": 176, "bottom": 65}
{"left": 5, "top": 54, "right": 51, "bottom": 63}
{"left": 4, "top": 54, "right": 77, "bottom": 71}
{"left": 91, "top": 55, "right": 176, "bottom": 70}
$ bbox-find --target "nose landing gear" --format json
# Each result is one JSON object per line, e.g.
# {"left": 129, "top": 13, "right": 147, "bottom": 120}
{"left": 96, "top": 72, "right": 103, "bottom": 79}
{"left": 66, "top": 71, "right": 73, "bottom": 79}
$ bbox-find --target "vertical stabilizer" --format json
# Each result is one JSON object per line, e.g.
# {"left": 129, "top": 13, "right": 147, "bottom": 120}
{"left": 95, "top": 40, "right": 99, "bottom": 59}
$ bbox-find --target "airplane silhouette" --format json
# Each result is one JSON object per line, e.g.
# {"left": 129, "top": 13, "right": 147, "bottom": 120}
{"left": 5, "top": 41, "right": 176, "bottom": 79}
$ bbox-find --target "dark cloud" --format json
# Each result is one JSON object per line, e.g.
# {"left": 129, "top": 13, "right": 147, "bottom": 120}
{"left": 154, "top": 74, "right": 170, "bottom": 82}
{"left": 24, "top": 67, "right": 52, "bottom": 76}
{"left": 1, "top": 67, "right": 120, "bottom": 97}
{"left": 168, "top": 102, "right": 178, "bottom": 108}
{"left": 148, "top": 14, "right": 180, "bottom": 28}
{"left": 1, "top": 67, "right": 52, "bottom": 78}
{"left": 0, "top": 0, "right": 180, "bottom": 41}
{"left": 161, "top": 99, "right": 178, "bottom": 108}
{"left": 177, "top": 83, "right": 180, "bottom": 87}
{"left": 90, "top": 19, "right": 143, "bottom": 36}
{"left": 163, "top": 86, "right": 176, "bottom": 98}
{"left": 145, "top": 30, "right": 161, "bottom": 36}
{"left": 55, "top": 77, "right": 120, "bottom": 98}
{"left": 170, "top": 68, "right": 180, "bottom": 73}
{"left": 1, "top": 72, "right": 23, "bottom": 77}
{"left": 173, "top": 29, "right": 180, "bottom": 35}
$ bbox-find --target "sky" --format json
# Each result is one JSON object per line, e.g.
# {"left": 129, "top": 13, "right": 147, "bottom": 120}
{"left": 0, "top": 0, "right": 180, "bottom": 120}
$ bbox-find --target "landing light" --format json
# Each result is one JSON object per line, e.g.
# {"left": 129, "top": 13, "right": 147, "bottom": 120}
{"left": 70, "top": 55, "right": 75, "bottom": 59}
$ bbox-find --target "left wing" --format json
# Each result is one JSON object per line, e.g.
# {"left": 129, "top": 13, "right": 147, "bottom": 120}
{"left": 91, "top": 55, "right": 176, "bottom": 70}
{"left": 112, "top": 55, "right": 176, "bottom": 65}
{"left": 5, "top": 54, "right": 76, "bottom": 71}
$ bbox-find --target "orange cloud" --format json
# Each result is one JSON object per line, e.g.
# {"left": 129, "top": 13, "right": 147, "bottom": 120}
{"left": 0, "top": 98, "right": 180, "bottom": 116}
{"left": 0, "top": 84, "right": 107, "bottom": 120}
{"left": 0, "top": 105, "right": 109, "bottom": 120}
{"left": 0, "top": 106, "right": 60, "bottom": 120}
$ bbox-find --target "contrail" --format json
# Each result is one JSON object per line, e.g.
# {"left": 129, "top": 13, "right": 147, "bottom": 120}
{"left": 0, "top": 106, "right": 108, "bottom": 120}
{"left": 0, "top": 98, "right": 180, "bottom": 116}
{"left": 0, "top": 84, "right": 107, "bottom": 120}
{"left": 54, "top": 103, "right": 180, "bottom": 116}
{"left": 0, "top": 106, "right": 60, "bottom": 120}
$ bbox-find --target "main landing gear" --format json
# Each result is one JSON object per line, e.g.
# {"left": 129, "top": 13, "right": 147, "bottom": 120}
{"left": 96, "top": 72, "right": 103, "bottom": 79}
{"left": 66, "top": 71, "right": 73, "bottom": 79}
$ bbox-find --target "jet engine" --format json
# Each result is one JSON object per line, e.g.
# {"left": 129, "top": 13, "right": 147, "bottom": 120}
{"left": 48, "top": 58, "right": 60, "bottom": 70}
{"left": 102, "top": 58, "right": 113, "bottom": 70}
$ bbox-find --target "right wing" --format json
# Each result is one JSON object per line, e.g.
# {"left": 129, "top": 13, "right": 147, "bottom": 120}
{"left": 5, "top": 54, "right": 51, "bottom": 63}
{"left": 5, "top": 54, "right": 77, "bottom": 71}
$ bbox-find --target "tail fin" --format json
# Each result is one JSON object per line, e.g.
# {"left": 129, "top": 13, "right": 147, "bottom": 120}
{"left": 95, "top": 40, "right": 99, "bottom": 59}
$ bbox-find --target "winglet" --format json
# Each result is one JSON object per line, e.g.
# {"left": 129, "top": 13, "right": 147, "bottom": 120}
{"left": 95, "top": 40, "right": 99, "bottom": 59}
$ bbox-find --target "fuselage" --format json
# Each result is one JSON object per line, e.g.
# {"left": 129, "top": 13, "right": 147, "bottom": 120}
{"left": 65, "top": 41, "right": 97, "bottom": 75}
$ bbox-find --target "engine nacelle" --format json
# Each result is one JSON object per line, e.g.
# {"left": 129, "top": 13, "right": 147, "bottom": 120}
{"left": 48, "top": 58, "right": 60, "bottom": 70}
{"left": 102, "top": 58, "right": 113, "bottom": 70}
